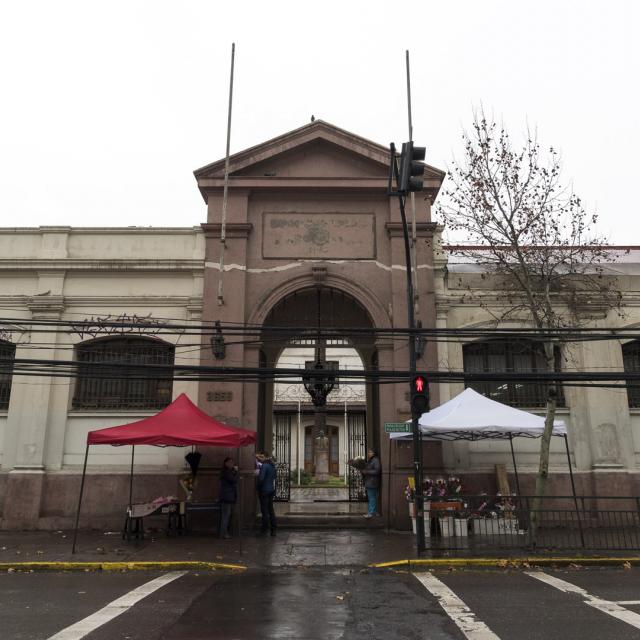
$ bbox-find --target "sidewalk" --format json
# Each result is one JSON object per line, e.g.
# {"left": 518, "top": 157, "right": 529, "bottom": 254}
{"left": 0, "top": 528, "right": 417, "bottom": 569}
{"left": 1, "top": 529, "right": 637, "bottom": 570}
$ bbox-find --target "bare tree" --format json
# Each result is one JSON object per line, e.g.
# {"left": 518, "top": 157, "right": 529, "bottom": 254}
{"left": 437, "top": 113, "right": 623, "bottom": 538}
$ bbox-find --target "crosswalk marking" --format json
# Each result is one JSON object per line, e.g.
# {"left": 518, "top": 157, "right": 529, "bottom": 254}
{"left": 413, "top": 572, "right": 501, "bottom": 639}
{"left": 47, "top": 571, "right": 187, "bottom": 640}
{"left": 525, "top": 571, "right": 640, "bottom": 631}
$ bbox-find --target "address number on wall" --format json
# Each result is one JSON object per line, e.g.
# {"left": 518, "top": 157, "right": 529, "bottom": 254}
{"left": 206, "top": 391, "right": 233, "bottom": 402}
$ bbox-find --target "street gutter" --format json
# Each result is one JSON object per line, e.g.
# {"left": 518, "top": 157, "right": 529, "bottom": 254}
{"left": 0, "top": 560, "right": 246, "bottom": 572}
{"left": 371, "top": 557, "right": 640, "bottom": 570}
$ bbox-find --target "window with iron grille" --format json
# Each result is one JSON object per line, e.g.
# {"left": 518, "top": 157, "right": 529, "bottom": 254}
{"left": 622, "top": 340, "right": 640, "bottom": 408}
{"left": 0, "top": 340, "right": 16, "bottom": 410}
{"left": 463, "top": 340, "right": 564, "bottom": 408}
{"left": 72, "top": 337, "right": 174, "bottom": 410}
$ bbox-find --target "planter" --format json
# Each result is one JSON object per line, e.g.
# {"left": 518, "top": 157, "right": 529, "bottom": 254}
{"left": 498, "top": 518, "right": 520, "bottom": 534}
{"left": 472, "top": 518, "right": 500, "bottom": 535}
{"left": 454, "top": 518, "right": 469, "bottom": 537}
{"left": 411, "top": 517, "right": 417, "bottom": 534}
{"left": 439, "top": 516, "right": 454, "bottom": 537}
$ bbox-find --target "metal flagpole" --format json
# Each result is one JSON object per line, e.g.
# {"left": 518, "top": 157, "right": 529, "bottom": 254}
{"left": 406, "top": 50, "right": 420, "bottom": 318}
{"left": 71, "top": 443, "right": 90, "bottom": 554}
{"left": 217, "top": 42, "right": 236, "bottom": 306}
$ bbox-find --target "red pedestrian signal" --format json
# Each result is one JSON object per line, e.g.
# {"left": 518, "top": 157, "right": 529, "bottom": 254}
{"left": 410, "top": 375, "right": 429, "bottom": 419}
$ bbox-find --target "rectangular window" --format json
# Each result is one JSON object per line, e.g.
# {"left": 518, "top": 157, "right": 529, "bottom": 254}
{"left": 463, "top": 340, "right": 564, "bottom": 408}
{"left": 72, "top": 338, "right": 174, "bottom": 410}
{"left": 0, "top": 341, "right": 15, "bottom": 410}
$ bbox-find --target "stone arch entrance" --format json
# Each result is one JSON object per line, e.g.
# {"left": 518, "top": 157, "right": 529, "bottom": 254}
{"left": 259, "top": 286, "right": 378, "bottom": 503}
{"left": 195, "top": 120, "right": 444, "bottom": 529}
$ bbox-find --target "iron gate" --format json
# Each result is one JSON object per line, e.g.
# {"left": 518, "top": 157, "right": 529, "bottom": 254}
{"left": 347, "top": 411, "right": 367, "bottom": 501}
{"left": 273, "top": 413, "right": 291, "bottom": 501}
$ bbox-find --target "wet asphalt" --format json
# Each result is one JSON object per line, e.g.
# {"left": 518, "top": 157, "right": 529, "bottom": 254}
{"left": 1, "top": 567, "right": 639, "bottom": 640}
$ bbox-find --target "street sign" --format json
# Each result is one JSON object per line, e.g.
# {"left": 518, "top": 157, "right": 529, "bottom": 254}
{"left": 384, "top": 422, "right": 412, "bottom": 433}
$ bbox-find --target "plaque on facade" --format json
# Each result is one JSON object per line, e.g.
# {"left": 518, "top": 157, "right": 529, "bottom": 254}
{"left": 262, "top": 213, "right": 375, "bottom": 259}
{"left": 206, "top": 391, "right": 233, "bottom": 402}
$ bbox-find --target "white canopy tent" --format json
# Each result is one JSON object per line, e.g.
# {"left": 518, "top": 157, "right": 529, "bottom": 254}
{"left": 389, "top": 388, "right": 574, "bottom": 500}
{"left": 390, "top": 388, "right": 566, "bottom": 441}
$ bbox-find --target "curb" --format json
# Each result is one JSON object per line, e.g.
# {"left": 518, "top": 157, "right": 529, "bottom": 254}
{"left": 370, "top": 557, "right": 640, "bottom": 570}
{"left": 0, "top": 561, "right": 246, "bottom": 572}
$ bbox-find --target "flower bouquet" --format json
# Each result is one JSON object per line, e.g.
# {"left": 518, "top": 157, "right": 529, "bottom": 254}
{"left": 179, "top": 474, "right": 197, "bottom": 501}
{"left": 348, "top": 456, "right": 367, "bottom": 470}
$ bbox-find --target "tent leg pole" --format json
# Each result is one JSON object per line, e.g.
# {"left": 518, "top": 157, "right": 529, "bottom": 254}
{"left": 509, "top": 434, "right": 522, "bottom": 496}
{"left": 564, "top": 434, "right": 585, "bottom": 548}
{"left": 509, "top": 433, "right": 527, "bottom": 534}
{"left": 237, "top": 446, "right": 242, "bottom": 556}
{"left": 71, "top": 444, "right": 90, "bottom": 555}
{"left": 128, "top": 445, "right": 135, "bottom": 511}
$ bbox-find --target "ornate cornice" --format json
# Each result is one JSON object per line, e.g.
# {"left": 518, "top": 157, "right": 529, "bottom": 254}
{"left": 0, "top": 259, "right": 204, "bottom": 272}
{"left": 201, "top": 223, "right": 253, "bottom": 239}
{"left": 385, "top": 222, "right": 438, "bottom": 238}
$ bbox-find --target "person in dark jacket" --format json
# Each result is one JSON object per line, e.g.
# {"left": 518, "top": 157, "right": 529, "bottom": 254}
{"left": 256, "top": 451, "right": 277, "bottom": 536}
{"left": 361, "top": 449, "right": 381, "bottom": 518}
{"left": 218, "top": 457, "right": 238, "bottom": 539}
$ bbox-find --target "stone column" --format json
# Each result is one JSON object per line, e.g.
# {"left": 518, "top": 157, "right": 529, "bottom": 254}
{"left": 1, "top": 293, "right": 65, "bottom": 529}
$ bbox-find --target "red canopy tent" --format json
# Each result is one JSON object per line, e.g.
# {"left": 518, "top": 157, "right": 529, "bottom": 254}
{"left": 72, "top": 393, "right": 257, "bottom": 552}
{"left": 87, "top": 393, "right": 257, "bottom": 447}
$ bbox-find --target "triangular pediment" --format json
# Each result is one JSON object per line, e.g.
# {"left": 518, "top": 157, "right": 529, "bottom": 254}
{"left": 194, "top": 120, "right": 389, "bottom": 179}
{"left": 193, "top": 120, "right": 445, "bottom": 205}
{"left": 232, "top": 138, "right": 388, "bottom": 179}
{"left": 194, "top": 119, "right": 445, "bottom": 182}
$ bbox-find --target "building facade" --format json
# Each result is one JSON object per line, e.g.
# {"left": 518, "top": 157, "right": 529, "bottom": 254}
{"left": 0, "top": 121, "right": 638, "bottom": 531}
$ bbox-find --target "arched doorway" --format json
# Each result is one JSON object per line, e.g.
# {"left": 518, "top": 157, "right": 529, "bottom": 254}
{"left": 258, "top": 286, "right": 379, "bottom": 505}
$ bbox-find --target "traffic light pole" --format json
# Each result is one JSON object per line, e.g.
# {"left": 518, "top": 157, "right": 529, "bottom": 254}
{"left": 388, "top": 141, "right": 428, "bottom": 553}
{"left": 398, "top": 193, "right": 426, "bottom": 554}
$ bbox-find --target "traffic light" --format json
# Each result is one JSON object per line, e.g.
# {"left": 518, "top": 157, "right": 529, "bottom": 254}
{"left": 410, "top": 374, "right": 429, "bottom": 419}
{"left": 398, "top": 141, "right": 426, "bottom": 193}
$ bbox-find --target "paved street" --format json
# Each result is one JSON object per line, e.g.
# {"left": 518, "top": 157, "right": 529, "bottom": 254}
{"left": 1, "top": 567, "right": 639, "bottom": 639}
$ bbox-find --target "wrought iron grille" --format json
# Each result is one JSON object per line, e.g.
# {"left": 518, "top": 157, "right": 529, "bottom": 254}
{"left": 623, "top": 340, "right": 640, "bottom": 408}
{"left": 72, "top": 337, "right": 174, "bottom": 410}
{"left": 347, "top": 411, "right": 367, "bottom": 501}
{"left": 422, "top": 495, "right": 640, "bottom": 553}
{"left": 273, "top": 413, "right": 291, "bottom": 501}
{"left": 463, "top": 340, "right": 564, "bottom": 408}
{"left": 0, "top": 340, "right": 16, "bottom": 410}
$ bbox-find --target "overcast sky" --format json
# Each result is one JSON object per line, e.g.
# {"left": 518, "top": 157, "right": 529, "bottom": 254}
{"left": 0, "top": 1, "right": 638, "bottom": 243}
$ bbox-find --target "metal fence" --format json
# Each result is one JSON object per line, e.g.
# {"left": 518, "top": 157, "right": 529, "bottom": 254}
{"left": 415, "top": 495, "right": 640, "bottom": 553}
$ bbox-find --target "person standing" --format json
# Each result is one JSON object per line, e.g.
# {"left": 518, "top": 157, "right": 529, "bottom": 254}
{"left": 218, "top": 457, "right": 238, "bottom": 539}
{"left": 256, "top": 451, "right": 277, "bottom": 536}
{"left": 361, "top": 448, "right": 381, "bottom": 518}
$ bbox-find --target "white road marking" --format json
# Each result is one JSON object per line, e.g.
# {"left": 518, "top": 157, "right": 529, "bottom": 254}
{"left": 525, "top": 571, "right": 640, "bottom": 631}
{"left": 413, "top": 572, "right": 501, "bottom": 639}
{"left": 617, "top": 601, "right": 640, "bottom": 605}
{"left": 47, "top": 571, "right": 187, "bottom": 640}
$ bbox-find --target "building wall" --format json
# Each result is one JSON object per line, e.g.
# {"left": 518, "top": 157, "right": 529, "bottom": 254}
{"left": 432, "top": 237, "right": 640, "bottom": 503}
{"left": 1, "top": 226, "right": 639, "bottom": 528}
{"left": 0, "top": 227, "right": 204, "bottom": 528}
